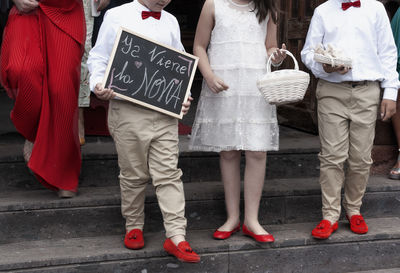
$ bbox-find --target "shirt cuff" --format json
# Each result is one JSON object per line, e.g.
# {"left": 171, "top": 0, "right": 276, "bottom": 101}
{"left": 382, "top": 87, "right": 398, "bottom": 101}
{"left": 90, "top": 77, "right": 104, "bottom": 92}
{"left": 314, "top": 62, "right": 331, "bottom": 78}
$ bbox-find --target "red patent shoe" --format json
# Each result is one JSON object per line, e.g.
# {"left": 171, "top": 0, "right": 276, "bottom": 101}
{"left": 213, "top": 223, "right": 241, "bottom": 240}
{"left": 124, "top": 229, "right": 144, "bottom": 250}
{"left": 347, "top": 214, "right": 368, "bottom": 234}
{"left": 311, "top": 220, "right": 338, "bottom": 239}
{"left": 242, "top": 224, "right": 274, "bottom": 243}
{"left": 163, "top": 239, "right": 200, "bottom": 263}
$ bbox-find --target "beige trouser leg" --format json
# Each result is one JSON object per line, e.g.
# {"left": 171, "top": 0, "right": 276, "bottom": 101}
{"left": 317, "top": 80, "right": 380, "bottom": 223}
{"left": 108, "top": 100, "right": 186, "bottom": 238}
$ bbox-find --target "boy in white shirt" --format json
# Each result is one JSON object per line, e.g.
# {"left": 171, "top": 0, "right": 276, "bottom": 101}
{"left": 87, "top": 0, "right": 199, "bottom": 263}
{"left": 301, "top": 0, "right": 399, "bottom": 239}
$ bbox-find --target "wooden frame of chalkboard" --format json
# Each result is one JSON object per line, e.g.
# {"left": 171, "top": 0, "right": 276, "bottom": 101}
{"left": 102, "top": 27, "right": 199, "bottom": 119}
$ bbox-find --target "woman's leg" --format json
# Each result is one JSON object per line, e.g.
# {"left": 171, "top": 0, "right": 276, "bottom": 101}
{"left": 243, "top": 151, "right": 269, "bottom": 234}
{"left": 218, "top": 150, "right": 241, "bottom": 231}
{"left": 390, "top": 97, "right": 400, "bottom": 175}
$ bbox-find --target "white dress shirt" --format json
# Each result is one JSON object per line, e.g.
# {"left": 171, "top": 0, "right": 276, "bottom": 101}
{"left": 301, "top": 0, "right": 400, "bottom": 101}
{"left": 87, "top": 0, "right": 184, "bottom": 91}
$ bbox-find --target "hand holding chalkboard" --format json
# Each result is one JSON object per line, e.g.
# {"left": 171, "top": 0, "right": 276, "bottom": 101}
{"left": 94, "top": 83, "right": 117, "bottom": 101}
{"left": 181, "top": 96, "right": 194, "bottom": 115}
{"left": 102, "top": 27, "right": 199, "bottom": 119}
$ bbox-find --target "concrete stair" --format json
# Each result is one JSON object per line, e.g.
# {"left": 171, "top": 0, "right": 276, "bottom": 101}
{"left": 1, "top": 218, "right": 400, "bottom": 273}
{"left": 1, "top": 128, "right": 400, "bottom": 272}
{"left": 0, "top": 126, "right": 321, "bottom": 190}
{"left": 1, "top": 177, "right": 400, "bottom": 245}
{"left": 352, "top": 269, "right": 400, "bottom": 273}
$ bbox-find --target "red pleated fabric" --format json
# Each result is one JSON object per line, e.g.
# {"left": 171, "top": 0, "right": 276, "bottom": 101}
{"left": 0, "top": 0, "right": 85, "bottom": 191}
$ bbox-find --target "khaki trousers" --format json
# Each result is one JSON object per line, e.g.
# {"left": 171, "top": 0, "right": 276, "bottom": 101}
{"left": 316, "top": 80, "right": 380, "bottom": 223}
{"left": 108, "top": 100, "right": 186, "bottom": 238}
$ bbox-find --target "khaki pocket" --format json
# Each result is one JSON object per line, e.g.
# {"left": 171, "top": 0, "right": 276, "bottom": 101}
{"left": 316, "top": 80, "right": 324, "bottom": 100}
{"left": 107, "top": 101, "right": 120, "bottom": 136}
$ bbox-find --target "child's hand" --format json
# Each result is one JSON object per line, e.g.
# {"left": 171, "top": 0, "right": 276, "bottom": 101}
{"left": 380, "top": 99, "right": 396, "bottom": 122}
{"left": 181, "top": 96, "right": 194, "bottom": 115}
{"left": 271, "top": 43, "right": 287, "bottom": 66}
{"left": 94, "top": 83, "right": 116, "bottom": 101}
{"left": 322, "top": 64, "right": 350, "bottom": 74}
{"left": 205, "top": 75, "right": 229, "bottom": 93}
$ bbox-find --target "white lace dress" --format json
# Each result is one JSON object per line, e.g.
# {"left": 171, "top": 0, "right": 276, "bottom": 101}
{"left": 189, "top": 0, "right": 279, "bottom": 152}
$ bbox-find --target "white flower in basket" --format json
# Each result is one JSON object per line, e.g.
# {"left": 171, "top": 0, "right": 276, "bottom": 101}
{"left": 313, "top": 44, "right": 352, "bottom": 67}
{"left": 257, "top": 50, "right": 310, "bottom": 105}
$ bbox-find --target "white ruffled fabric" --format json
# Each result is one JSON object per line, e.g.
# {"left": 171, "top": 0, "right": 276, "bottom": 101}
{"left": 189, "top": 0, "right": 279, "bottom": 152}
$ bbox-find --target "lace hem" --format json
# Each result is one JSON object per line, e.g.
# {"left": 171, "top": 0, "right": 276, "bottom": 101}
{"left": 189, "top": 121, "right": 279, "bottom": 152}
{"left": 188, "top": 144, "right": 279, "bottom": 153}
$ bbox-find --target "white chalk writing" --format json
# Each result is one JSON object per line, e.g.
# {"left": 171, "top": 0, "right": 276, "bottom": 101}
{"left": 149, "top": 46, "right": 189, "bottom": 76}
{"left": 132, "top": 68, "right": 182, "bottom": 109}
{"left": 120, "top": 35, "right": 140, "bottom": 58}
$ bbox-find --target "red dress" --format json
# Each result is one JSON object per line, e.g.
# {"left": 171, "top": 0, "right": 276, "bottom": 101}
{"left": 0, "top": 0, "right": 85, "bottom": 191}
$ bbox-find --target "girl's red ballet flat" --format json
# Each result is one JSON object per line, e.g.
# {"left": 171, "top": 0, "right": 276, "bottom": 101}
{"left": 242, "top": 224, "right": 275, "bottom": 243}
{"left": 213, "top": 223, "right": 241, "bottom": 240}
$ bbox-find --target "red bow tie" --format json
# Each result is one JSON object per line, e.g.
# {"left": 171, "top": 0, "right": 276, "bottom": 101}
{"left": 142, "top": 11, "right": 161, "bottom": 20}
{"left": 342, "top": 0, "right": 361, "bottom": 10}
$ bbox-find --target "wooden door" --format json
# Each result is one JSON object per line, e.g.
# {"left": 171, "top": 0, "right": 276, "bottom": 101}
{"left": 166, "top": 0, "right": 203, "bottom": 55}
{"left": 278, "top": 0, "right": 326, "bottom": 134}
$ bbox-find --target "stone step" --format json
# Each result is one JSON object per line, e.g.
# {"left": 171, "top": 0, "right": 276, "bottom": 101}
{"left": 1, "top": 176, "right": 399, "bottom": 244}
{"left": 0, "top": 217, "right": 400, "bottom": 273}
{"left": 351, "top": 269, "right": 400, "bottom": 273}
{"left": 0, "top": 126, "right": 321, "bottom": 190}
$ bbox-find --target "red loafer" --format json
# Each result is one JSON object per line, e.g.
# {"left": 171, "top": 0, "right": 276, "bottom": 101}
{"left": 312, "top": 220, "right": 338, "bottom": 239}
{"left": 347, "top": 214, "right": 368, "bottom": 234}
{"left": 124, "top": 229, "right": 144, "bottom": 250}
{"left": 242, "top": 224, "right": 274, "bottom": 243}
{"left": 163, "top": 239, "right": 200, "bottom": 263}
{"left": 213, "top": 223, "right": 241, "bottom": 240}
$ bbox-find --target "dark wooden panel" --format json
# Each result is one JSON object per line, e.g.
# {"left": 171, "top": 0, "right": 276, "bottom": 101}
{"left": 287, "top": 18, "right": 311, "bottom": 40}
{"left": 278, "top": 0, "right": 324, "bottom": 133}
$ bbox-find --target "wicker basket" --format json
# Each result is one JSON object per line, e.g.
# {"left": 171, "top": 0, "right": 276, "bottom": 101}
{"left": 257, "top": 50, "right": 310, "bottom": 105}
{"left": 314, "top": 53, "right": 352, "bottom": 67}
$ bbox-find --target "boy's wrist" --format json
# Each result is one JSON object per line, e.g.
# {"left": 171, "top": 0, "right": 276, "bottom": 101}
{"left": 382, "top": 87, "right": 398, "bottom": 101}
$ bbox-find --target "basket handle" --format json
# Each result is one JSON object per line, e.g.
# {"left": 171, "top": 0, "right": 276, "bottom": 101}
{"left": 267, "top": 49, "right": 299, "bottom": 73}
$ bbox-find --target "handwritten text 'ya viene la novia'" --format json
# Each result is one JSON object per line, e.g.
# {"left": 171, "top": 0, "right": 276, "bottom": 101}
{"left": 107, "top": 35, "right": 193, "bottom": 110}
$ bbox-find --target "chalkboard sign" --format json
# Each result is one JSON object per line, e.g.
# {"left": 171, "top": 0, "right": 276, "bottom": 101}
{"left": 102, "top": 27, "right": 199, "bottom": 119}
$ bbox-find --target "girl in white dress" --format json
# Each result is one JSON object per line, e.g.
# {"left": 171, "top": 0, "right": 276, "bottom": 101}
{"left": 189, "top": 0, "right": 286, "bottom": 242}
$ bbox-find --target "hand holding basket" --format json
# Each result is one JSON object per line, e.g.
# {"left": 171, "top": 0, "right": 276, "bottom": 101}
{"left": 257, "top": 50, "right": 310, "bottom": 105}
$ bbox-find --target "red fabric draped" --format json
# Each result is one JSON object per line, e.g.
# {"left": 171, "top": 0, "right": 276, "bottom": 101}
{"left": 0, "top": 0, "right": 85, "bottom": 191}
